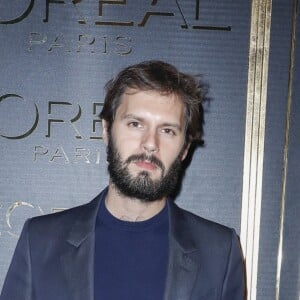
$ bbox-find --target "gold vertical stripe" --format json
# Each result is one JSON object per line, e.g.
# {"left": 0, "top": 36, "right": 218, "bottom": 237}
{"left": 240, "top": 0, "right": 272, "bottom": 299}
{"left": 275, "top": 0, "right": 298, "bottom": 298}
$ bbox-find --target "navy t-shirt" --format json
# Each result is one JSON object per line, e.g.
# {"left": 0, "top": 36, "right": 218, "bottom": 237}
{"left": 94, "top": 199, "right": 169, "bottom": 300}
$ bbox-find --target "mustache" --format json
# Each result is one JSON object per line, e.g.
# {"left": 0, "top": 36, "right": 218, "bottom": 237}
{"left": 125, "top": 153, "right": 165, "bottom": 171}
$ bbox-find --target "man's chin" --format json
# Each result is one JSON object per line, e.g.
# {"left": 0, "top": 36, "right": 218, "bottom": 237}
{"left": 113, "top": 182, "right": 163, "bottom": 202}
{"left": 136, "top": 171, "right": 163, "bottom": 183}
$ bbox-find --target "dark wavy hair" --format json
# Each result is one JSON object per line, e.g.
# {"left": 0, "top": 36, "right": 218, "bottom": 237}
{"left": 100, "top": 60, "right": 206, "bottom": 145}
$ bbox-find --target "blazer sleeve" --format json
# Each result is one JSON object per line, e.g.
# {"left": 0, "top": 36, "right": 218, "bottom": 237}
{"left": 0, "top": 220, "right": 32, "bottom": 300}
{"left": 221, "top": 230, "right": 246, "bottom": 300}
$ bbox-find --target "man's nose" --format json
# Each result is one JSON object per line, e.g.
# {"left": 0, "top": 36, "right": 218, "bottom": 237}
{"left": 142, "top": 129, "right": 159, "bottom": 154}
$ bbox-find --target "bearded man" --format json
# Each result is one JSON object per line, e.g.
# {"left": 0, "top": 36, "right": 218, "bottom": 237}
{"left": 1, "top": 61, "right": 246, "bottom": 300}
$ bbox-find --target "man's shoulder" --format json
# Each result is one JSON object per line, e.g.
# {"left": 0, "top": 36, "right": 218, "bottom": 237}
{"left": 25, "top": 192, "right": 103, "bottom": 237}
{"left": 169, "top": 201, "right": 238, "bottom": 247}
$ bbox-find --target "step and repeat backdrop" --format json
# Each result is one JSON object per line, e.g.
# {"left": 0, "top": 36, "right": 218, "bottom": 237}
{"left": 0, "top": 1, "right": 298, "bottom": 299}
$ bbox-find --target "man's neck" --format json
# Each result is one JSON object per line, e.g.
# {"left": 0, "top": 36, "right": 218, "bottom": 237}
{"left": 105, "top": 183, "right": 166, "bottom": 222}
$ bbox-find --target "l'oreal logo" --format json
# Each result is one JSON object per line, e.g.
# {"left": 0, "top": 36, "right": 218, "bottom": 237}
{"left": 0, "top": 94, "right": 103, "bottom": 140}
{"left": 0, "top": 201, "right": 67, "bottom": 238}
{"left": 0, "top": 0, "right": 231, "bottom": 31}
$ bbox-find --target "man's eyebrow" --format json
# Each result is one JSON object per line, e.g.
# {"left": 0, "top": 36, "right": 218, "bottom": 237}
{"left": 160, "top": 122, "right": 182, "bottom": 131}
{"left": 121, "top": 114, "right": 183, "bottom": 131}
{"left": 121, "top": 114, "right": 143, "bottom": 121}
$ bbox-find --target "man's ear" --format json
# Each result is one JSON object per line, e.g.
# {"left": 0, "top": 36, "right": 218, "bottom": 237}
{"left": 180, "top": 142, "right": 191, "bottom": 161}
{"left": 102, "top": 120, "right": 109, "bottom": 145}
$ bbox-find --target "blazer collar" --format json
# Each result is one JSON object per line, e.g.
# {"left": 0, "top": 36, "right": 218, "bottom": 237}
{"left": 168, "top": 200, "right": 199, "bottom": 252}
{"left": 66, "top": 189, "right": 107, "bottom": 247}
{"left": 61, "top": 190, "right": 200, "bottom": 300}
{"left": 164, "top": 200, "right": 200, "bottom": 300}
{"left": 61, "top": 189, "right": 107, "bottom": 300}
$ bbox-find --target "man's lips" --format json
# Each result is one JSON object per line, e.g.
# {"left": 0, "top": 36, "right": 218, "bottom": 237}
{"left": 126, "top": 154, "right": 164, "bottom": 172}
{"left": 134, "top": 160, "right": 158, "bottom": 171}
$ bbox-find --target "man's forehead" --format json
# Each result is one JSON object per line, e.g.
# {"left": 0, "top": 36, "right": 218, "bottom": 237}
{"left": 120, "top": 88, "right": 183, "bottom": 105}
{"left": 113, "top": 90, "right": 185, "bottom": 130}
{"left": 117, "top": 90, "right": 183, "bottom": 112}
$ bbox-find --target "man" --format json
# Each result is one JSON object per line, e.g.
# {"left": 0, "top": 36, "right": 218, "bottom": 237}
{"left": 1, "top": 61, "right": 245, "bottom": 300}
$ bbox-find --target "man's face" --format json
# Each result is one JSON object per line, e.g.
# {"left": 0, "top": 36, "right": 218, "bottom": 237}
{"left": 103, "top": 89, "right": 190, "bottom": 202}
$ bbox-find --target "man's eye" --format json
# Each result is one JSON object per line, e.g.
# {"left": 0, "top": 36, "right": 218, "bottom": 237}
{"left": 162, "top": 128, "right": 175, "bottom": 136}
{"left": 128, "top": 121, "right": 141, "bottom": 128}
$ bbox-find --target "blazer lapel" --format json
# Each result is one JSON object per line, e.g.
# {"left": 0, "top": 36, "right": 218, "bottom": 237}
{"left": 61, "top": 236, "right": 94, "bottom": 300}
{"left": 164, "top": 201, "right": 200, "bottom": 300}
{"left": 163, "top": 239, "right": 199, "bottom": 300}
{"left": 58, "top": 192, "right": 199, "bottom": 300}
{"left": 60, "top": 191, "right": 105, "bottom": 300}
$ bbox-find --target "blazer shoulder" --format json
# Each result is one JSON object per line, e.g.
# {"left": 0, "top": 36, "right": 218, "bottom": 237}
{"left": 169, "top": 201, "right": 239, "bottom": 249}
{"left": 168, "top": 202, "right": 246, "bottom": 299}
{"left": 25, "top": 193, "right": 102, "bottom": 239}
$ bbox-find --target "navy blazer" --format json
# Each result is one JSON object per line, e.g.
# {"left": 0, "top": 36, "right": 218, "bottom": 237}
{"left": 1, "top": 189, "right": 246, "bottom": 300}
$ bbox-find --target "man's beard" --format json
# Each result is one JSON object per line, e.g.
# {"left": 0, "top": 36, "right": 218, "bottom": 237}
{"left": 107, "top": 137, "right": 184, "bottom": 202}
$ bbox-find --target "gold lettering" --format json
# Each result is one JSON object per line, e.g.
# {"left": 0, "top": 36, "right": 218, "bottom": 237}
{"left": 74, "top": 147, "right": 91, "bottom": 163}
{"left": 44, "top": 0, "right": 65, "bottom": 23}
{"left": 90, "top": 103, "right": 103, "bottom": 140}
{"left": 77, "top": 34, "right": 96, "bottom": 53}
{"left": 33, "top": 145, "right": 49, "bottom": 161}
{"left": 115, "top": 36, "right": 132, "bottom": 55}
{"left": 46, "top": 102, "right": 82, "bottom": 139}
{"left": 29, "top": 32, "right": 47, "bottom": 51}
{"left": 0, "top": 0, "right": 35, "bottom": 24}
{"left": 0, "top": 94, "right": 39, "bottom": 140}
{"left": 47, "top": 34, "right": 72, "bottom": 52}
{"left": 95, "top": 0, "right": 134, "bottom": 26}
{"left": 49, "top": 147, "right": 70, "bottom": 163}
